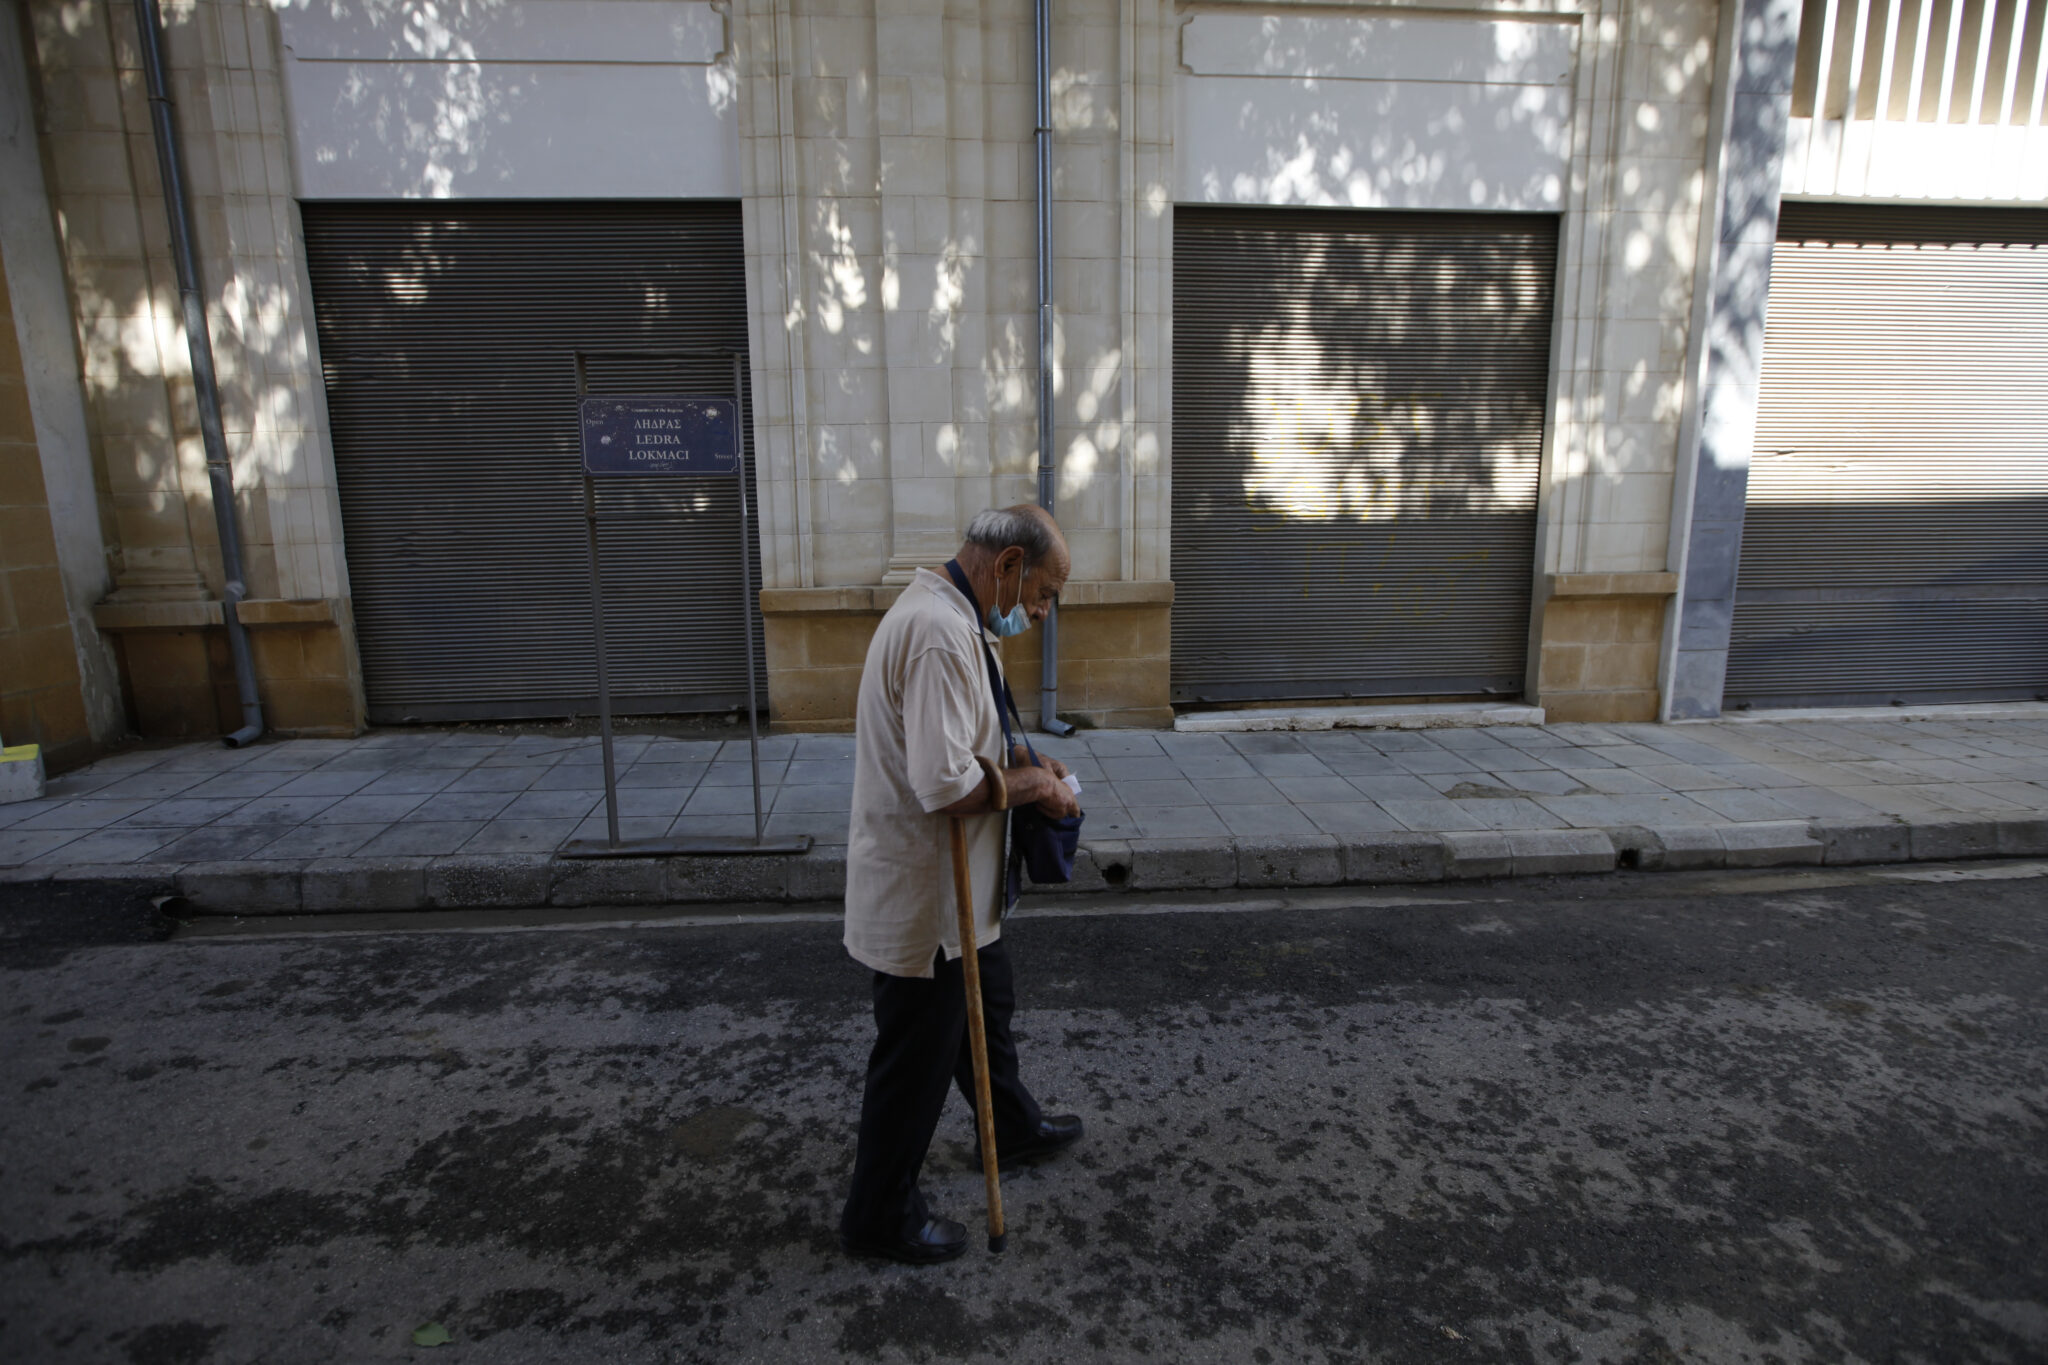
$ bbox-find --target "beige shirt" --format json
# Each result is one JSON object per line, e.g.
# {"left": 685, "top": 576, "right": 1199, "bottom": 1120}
{"left": 844, "top": 568, "right": 1007, "bottom": 978}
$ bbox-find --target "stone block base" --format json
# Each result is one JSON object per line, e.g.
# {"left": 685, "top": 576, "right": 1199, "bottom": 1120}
{"left": 95, "top": 597, "right": 366, "bottom": 739}
{"left": 761, "top": 580, "right": 1174, "bottom": 732}
{"left": 1535, "top": 573, "right": 1676, "bottom": 724}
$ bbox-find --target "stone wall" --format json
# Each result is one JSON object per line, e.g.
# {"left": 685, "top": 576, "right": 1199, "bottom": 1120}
{"left": 23, "top": 0, "right": 360, "bottom": 738}
{"left": 0, "top": 255, "right": 94, "bottom": 768}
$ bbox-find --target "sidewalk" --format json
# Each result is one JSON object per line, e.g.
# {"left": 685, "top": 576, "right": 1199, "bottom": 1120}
{"left": 3, "top": 713, "right": 2045, "bottom": 914}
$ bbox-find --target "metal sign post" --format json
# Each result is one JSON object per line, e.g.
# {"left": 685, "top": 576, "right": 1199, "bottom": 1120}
{"left": 564, "top": 349, "right": 810, "bottom": 859}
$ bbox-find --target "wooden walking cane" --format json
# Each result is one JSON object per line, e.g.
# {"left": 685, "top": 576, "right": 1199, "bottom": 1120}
{"left": 948, "top": 815, "right": 1007, "bottom": 1253}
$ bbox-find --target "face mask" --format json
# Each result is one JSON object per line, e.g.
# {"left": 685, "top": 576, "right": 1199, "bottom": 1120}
{"left": 987, "top": 565, "right": 1031, "bottom": 638}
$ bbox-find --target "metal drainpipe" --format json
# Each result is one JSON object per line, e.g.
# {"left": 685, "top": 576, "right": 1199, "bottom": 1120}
{"left": 1033, "top": 0, "right": 1074, "bottom": 737}
{"left": 135, "top": 0, "right": 264, "bottom": 747}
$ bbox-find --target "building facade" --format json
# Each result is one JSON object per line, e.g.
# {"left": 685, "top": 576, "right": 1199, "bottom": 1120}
{"left": 2, "top": 0, "right": 2042, "bottom": 766}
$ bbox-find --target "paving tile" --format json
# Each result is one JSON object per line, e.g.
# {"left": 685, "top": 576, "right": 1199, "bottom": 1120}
{"left": 321, "top": 792, "right": 434, "bottom": 824}
{"left": 1056, "top": 757, "right": 1105, "bottom": 784}
{"left": 11, "top": 799, "right": 158, "bottom": 831}
{"left": 614, "top": 763, "right": 709, "bottom": 791}
{"left": 1081, "top": 806, "right": 1140, "bottom": 838}
{"left": 701, "top": 760, "right": 790, "bottom": 787}
{"left": 1096, "top": 756, "right": 1183, "bottom": 782}
{"left": 178, "top": 770, "right": 301, "bottom": 800}
{"left": 251, "top": 824, "right": 385, "bottom": 859}
{"left": 1130, "top": 805, "right": 1229, "bottom": 838}
{"left": 267, "top": 768, "right": 381, "bottom": 798}
{"left": 388, "top": 747, "right": 491, "bottom": 770}
{"left": 1702, "top": 763, "right": 1802, "bottom": 789}
{"left": 609, "top": 788, "right": 694, "bottom": 819}
{"left": 1299, "top": 802, "right": 1405, "bottom": 835}
{"left": 1588, "top": 744, "right": 1675, "bottom": 768}
{"left": 1155, "top": 733, "right": 1238, "bottom": 757}
{"left": 1391, "top": 750, "right": 1482, "bottom": 775}
{"left": 39, "top": 771, "right": 126, "bottom": 797}
{"left": 1380, "top": 799, "right": 1490, "bottom": 832}
{"left": 1221, "top": 804, "right": 1325, "bottom": 837}
{"left": 1633, "top": 764, "right": 1740, "bottom": 791}
{"left": 112, "top": 798, "right": 250, "bottom": 828}
{"left": 1758, "top": 787, "right": 1882, "bottom": 819}
{"left": 462, "top": 819, "right": 580, "bottom": 853}
{"left": 1243, "top": 752, "right": 1335, "bottom": 778}
{"left": 238, "top": 748, "right": 339, "bottom": 772}
{"left": 357, "top": 822, "right": 486, "bottom": 857}
{"left": 764, "top": 810, "right": 852, "bottom": 842}
{"left": 1270, "top": 775, "right": 1366, "bottom": 804}
{"left": 793, "top": 735, "right": 857, "bottom": 760}
{"left": 1918, "top": 784, "right": 2030, "bottom": 812}
{"left": 1422, "top": 773, "right": 1524, "bottom": 797}
{"left": 641, "top": 740, "right": 726, "bottom": 763}
{"left": 1109, "top": 778, "right": 1205, "bottom": 807}
{"left": 1311, "top": 747, "right": 1406, "bottom": 776}
{"left": 25, "top": 827, "right": 176, "bottom": 864}
{"left": 1893, "top": 758, "right": 2007, "bottom": 783}
{"left": 1343, "top": 775, "right": 1441, "bottom": 802}
{"left": 1170, "top": 754, "right": 1260, "bottom": 780}
{"left": 771, "top": 784, "right": 850, "bottom": 814}
{"left": 1573, "top": 769, "right": 1673, "bottom": 795}
{"left": 1486, "top": 726, "right": 1571, "bottom": 747}
{"left": 1360, "top": 731, "right": 1440, "bottom": 752}
{"left": 1682, "top": 788, "right": 1806, "bottom": 821}
{"left": 1830, "top": 784, "right": 1964, "bottom": 816}
{"left": 214, "top": 795, "right": 345, "bottom": 825}
{"left": 1084, "top": 732, "right": 1167, "bottom": 757}
{"left": 156, "top": 823, "right": 299, "bottom": 861}
{"left": 1199, "top": 777, "right": 1288, "bottom": 806}
{"left": 499, "top": 790, "right": 604, "bottom": 820}
{"left": 0, "top": 827, "right": 84, "bottom": 864}
{"left": 1473, "top": 749, "right": 1556, "bottom": 772}
{"left": 1225, "top": 733, "right": 1307, "bottom": 755}
{"left": 446, "top": 766, "right": 545, "bottom": 793}
{"left": 1487, "top": 767, "right": 1586, "bottom": 796}
{"left": 568, "top": 816, "right": 677, "bottom": 844}
{"left": 781, "top": 760, "right": 848, "bottom": 785}
{"left": 356, "top": 770, "right": 462, "bottom": 796}
{"left": 717, "top": 736, "right": 799, "bottom": 761}
{"left": 668, "top": 814, "right": 767, "bottom": 839}
{"left": 1534, "top": 793, "right": 1720, "bottom": 828}
{"left": 1537, "top": 748, "right": 1621, "bottom": 771}
{"left": 529, "top": 764, "right": 608, "bottom": 792}
{"left": 91, "top": 771, "right": 210, "bottom": 800}
{"left": 408, "top": 791, "right": 520, "bottom": 822}
{"left": 1454, "top": 798, "right": 1559, "bottom": 830}
{"left": 684, "top": 784, "right": 770, "bottom": 816}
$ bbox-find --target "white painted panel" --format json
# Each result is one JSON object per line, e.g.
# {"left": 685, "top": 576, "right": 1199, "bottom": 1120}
{"left": 1182, "top": 12, "right": 1575, "bottom": 85}
{"left": 287, "top": 60, "right": 740, "bottom": 198}
{"left": 1177, "top": 75, "right": 1571, "bottom": 212}
{"left": 1783, "top": 116, "right": 2048, "bottom": 201}
{"left": 273, "top": 0, "right": 722, "bottom": 65}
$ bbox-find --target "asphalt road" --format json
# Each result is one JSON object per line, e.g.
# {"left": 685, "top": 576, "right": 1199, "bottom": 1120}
{"left": 2, "top": 863, "right": 2045, "bottom": 1365}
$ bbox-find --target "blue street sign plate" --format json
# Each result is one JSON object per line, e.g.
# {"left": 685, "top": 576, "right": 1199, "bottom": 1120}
{"left": 580, "top": 396, "right": 739, "bottom": 476}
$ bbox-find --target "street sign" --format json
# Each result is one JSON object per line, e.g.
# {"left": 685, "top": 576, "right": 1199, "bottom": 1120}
{"left": 579, "top": 396, "right": 738, "bottom": 476}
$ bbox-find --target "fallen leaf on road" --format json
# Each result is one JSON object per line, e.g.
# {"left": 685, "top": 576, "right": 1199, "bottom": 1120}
{"left": 412, "top": 1322, "right": 452, "bottom": 1347}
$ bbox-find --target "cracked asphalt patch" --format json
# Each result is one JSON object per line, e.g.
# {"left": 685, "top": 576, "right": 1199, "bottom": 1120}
{"left": 1, "top": 869, "right": 2044, "bottom": 1364}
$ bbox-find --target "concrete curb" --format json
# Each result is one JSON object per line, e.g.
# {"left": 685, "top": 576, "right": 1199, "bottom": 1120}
{"left": 7, "top": 814, "right": 2042, "bottom": 915}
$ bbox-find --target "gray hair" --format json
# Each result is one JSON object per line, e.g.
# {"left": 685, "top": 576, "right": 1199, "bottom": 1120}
{"left": 963, "top": 506, "right": 1057, "bottom": 568}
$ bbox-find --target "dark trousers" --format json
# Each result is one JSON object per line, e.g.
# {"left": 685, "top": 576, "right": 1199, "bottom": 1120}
{"left": 840, "top": 939, "right": 1044, "bottom": 1240}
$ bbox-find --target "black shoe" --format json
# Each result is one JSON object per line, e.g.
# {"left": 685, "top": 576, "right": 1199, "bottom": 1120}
{"left": 838, "top": 1216, "right": 969, "bottom": 1265}
{"left": 974, "top": 1114, "right": 1084, "bottom": 1168}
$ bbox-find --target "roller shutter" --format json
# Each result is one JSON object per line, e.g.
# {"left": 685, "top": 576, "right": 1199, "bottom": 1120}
{"left": 1171, "top": 207, "right": 1556, "bottom": 704}
{"left": 1727, "top": 203, "right": 2048, "bottom": 708}
{"left": 301, "top": 202, "right": 763, "bottom": 723}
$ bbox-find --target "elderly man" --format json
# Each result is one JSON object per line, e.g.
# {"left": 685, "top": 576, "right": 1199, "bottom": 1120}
{"left": 837, "top": 504, "right": 1087, "bottom": 1264}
